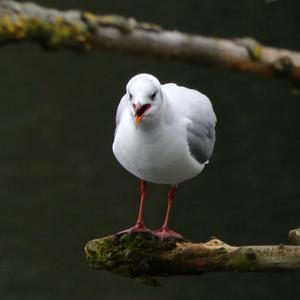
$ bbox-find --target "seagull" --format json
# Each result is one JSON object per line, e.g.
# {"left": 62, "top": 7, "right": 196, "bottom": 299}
{"left": 112, "top": 74, "right": 216, "bottom": 239}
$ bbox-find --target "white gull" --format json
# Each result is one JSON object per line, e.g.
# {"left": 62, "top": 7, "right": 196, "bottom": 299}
{"left": 113, "top": 73, "right": 216, "bottom": 239}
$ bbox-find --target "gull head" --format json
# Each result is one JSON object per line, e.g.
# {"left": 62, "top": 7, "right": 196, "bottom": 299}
{"left": 126, "top": 73, "right": 163, "bottom": 128}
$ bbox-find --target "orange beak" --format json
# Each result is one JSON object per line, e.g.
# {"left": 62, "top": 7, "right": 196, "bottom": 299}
{"left": 135, "top": 115, "right": 142, "bottom": 127}
{"left": 134, "top": 103, "right": 151, "bottom": 128}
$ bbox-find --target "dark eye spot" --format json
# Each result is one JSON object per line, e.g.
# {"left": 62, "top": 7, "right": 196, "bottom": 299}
{"left": 150, "top": 92, "right": 156, "bottom": 100}
{"left": 128, "top": 92, "right": 133, "bottom": 100}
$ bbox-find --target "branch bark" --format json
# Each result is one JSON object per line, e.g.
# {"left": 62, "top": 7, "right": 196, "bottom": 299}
{"left": 289, "top": 228, "right": 300, "bottom": 245}
{"left": 1, "top": 1, "right": 300, "bottom": 87}
{"left": 85, "top": 228, "right": 300, "bottom": 286}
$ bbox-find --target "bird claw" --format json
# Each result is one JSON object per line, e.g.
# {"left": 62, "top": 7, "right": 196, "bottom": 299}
{"left": 117, "top": 223, "right": 151, "bottom": 236}
{"left": 153, "top": 227, "right": 184, "bottom": 240}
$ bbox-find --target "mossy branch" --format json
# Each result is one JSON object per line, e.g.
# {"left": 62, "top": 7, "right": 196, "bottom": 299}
{"left": 1, "top": 1, "right": 300, "bottom": 87}
{"left": 85, "top": 228, "right": 300, "bottom": 286}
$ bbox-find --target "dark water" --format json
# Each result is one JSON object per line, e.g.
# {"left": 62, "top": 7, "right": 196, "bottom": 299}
{"left": 0, "top": 0, "right": 299, "bottom": 299}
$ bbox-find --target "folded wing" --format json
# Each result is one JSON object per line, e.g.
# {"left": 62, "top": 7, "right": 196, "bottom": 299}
{"left": 162, "top": 83, "right": 217, "bottom": 165}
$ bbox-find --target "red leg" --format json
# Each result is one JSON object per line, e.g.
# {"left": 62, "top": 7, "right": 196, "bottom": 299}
{"left": 135, "top": 180, "right": 148, "bottom": 228}
{"left": 154, "top": 185, "right": 183, "bottom": 239}
{"left": 118, "top": 180, "right": 150, "bottom": 235}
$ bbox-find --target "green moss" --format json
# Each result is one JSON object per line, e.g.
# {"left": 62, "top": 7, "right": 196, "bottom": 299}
{"left": 0, "top": 5, "right": 163, "bottom": 51}
{"left": 85, "top": 233, "right": 177, "bottom": 285}
{"left": 252, "top": 44, "right": 262, "bottom": 60}
{"left": 0, "top": 13, "right": 90, "bottom": 50}
{"left": 228, "top": 248, "right": 257, "bottom": 271}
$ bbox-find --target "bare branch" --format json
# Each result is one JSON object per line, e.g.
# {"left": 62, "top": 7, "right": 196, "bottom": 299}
{"left": 85, "top": 230, "right": 300, "bottom": 286}
{"left": 1, "top": 1, "right": 300, "bottom": 86}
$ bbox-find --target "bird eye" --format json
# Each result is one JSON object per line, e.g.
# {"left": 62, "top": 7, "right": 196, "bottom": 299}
{"left": 128, "top": 92, "right": 133, "bottom": 100}
{"left": 150, "top": 92, "right": 156, "bottom": 100}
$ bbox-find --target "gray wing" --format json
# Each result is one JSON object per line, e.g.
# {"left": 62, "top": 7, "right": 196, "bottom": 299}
{"left": 114, "top": 94, "right": 127, "bottom": 136}
{"left": 163, "top": 84, "right": 217, "bottom": 165}
{"left": 186, "top": 112, "right": 216, "bottom": 164}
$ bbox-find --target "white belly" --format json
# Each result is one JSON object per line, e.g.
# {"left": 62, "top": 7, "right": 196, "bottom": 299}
{"left": 113, "top": 113, "right": 204, "bottom": 184}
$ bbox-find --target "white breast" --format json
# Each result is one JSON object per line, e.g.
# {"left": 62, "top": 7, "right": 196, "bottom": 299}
{"left": 112, "top": 110, "right": 204, "bottom": 184}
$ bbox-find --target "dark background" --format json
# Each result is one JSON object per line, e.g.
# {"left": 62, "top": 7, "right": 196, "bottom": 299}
{"left": 0, "top": 0, "right": 299, "bottom": 299}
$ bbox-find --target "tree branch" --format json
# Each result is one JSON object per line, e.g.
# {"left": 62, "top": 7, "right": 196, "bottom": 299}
{"left": 85, "top": 228, "right": 300, "bottom": 286}
{"left": 289, "top": 227, "right": 300, "bottom": 245}
{"left": 1, "top": 1, "right": 300, "bottom": 87}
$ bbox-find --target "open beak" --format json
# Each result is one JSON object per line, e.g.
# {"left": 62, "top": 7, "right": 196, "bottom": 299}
{"left": 134, "top": 103, "right": 151, "bottom": 128}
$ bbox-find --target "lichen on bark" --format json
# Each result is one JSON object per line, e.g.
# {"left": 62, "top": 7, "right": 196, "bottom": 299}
{"left": 85, "top": 232, "right": 180, "bottom": 286}
{"left": 0, "top": 0, "right": 162, "bottom": 51}
{"left": 0, "top": 4, "right": 90, "bottom": 50}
